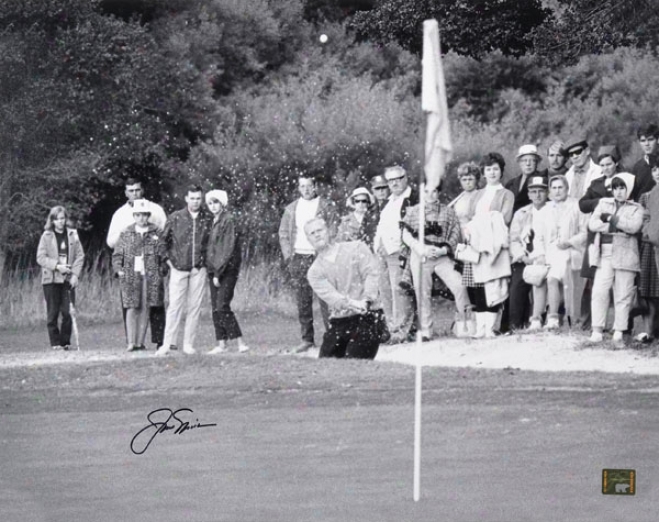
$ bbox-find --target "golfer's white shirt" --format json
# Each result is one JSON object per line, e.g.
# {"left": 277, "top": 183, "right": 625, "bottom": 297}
{"left": 293, "top": 197, "right": 320, "bottom": 255}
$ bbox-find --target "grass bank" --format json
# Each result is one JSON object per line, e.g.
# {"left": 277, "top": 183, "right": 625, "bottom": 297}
{"left": 0, "top": 261, "right": 296, "bottom": 330}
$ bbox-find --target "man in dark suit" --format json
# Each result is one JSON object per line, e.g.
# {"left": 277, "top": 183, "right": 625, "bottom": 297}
{"left": 505, "top": 144, "right": 545, "bottom": 213}
{"left": 630, "top": 124, "right": 659, "bottom": 200}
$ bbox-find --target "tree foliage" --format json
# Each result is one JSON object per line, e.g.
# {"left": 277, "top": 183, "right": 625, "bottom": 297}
{"left": 350, "top": 0, "right": 549, "bottom": 58}
{"left": 533, "top": 0, "right": 659, "bottom": 64}
{"left": 0, "top": 0, "right": 215, "bottom": 269}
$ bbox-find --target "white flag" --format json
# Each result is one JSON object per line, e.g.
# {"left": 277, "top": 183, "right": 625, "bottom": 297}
{"left": 422, "top": 19, "right": 452, "bottom": 191}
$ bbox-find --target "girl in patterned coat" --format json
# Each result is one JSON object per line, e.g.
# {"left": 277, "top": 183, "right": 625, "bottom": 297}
{"left": 112, "top": 200, "right": 165, "bottom": 351}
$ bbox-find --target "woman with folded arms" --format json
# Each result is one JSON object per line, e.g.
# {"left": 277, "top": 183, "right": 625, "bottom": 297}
{"left": 588, "top": 174, "right": 643, "bottom": 344}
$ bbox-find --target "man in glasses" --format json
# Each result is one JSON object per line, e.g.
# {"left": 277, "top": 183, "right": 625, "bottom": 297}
{"left": 564, "top": 137, "right": 603, "bottom": 199}
{"left": 370, "top": 175, "right": 391, "bottom": 212}
{"left": 373, "top": 165, "right": 419, "bottom": 343}
{"left": 107, "top": 177, "right": 168, "bottom": 350}
{"left": 505, "top": 144, "right": 545, "bottom": 213}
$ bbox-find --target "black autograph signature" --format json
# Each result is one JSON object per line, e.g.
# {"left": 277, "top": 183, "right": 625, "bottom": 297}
{"left": 130, "top": 408, "right": 217, "bottom": 455}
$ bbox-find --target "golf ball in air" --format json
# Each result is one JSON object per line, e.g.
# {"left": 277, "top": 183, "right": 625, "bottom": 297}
{"left": 319, "top": 34, "right": 328, "bottom": 44}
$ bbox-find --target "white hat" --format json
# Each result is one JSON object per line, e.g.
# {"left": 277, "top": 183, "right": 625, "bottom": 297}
{"left": 516, "top": 144, "right": 542, "bottom": 161}
{"left": 611, "top": 173, "right": 635, "bottom": 199}
{"left": 346, "top": 187, "right": 375, "bottom": 209}
{"left": 205, "top": 189, "right": 228, "bottom": 207}
{"left": 132, "top": 199, "right": 151, "bottom": 214}
{"left": 527, "top": 175, "right": 548, "bottom": 190}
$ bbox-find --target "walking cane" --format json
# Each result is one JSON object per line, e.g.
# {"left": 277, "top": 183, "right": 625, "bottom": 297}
{"left": 69, "top": 285, "right": 81, "bottom": 351}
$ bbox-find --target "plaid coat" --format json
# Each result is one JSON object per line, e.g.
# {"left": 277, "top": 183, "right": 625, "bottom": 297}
{"left": 112, "top": 223, "right": 165, "bottom": 308}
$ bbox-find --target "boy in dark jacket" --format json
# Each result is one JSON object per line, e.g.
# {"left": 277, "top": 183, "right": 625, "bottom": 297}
{"left": 156, "top": 186, "right": 212, "bottom": 356}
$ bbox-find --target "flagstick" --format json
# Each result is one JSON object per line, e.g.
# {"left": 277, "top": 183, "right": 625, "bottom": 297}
{"left": 413, "top": 180, "right": 425, "bottom": 502}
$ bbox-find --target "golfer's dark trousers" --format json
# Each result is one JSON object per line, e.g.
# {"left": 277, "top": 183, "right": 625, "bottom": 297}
{"left": 288, "top": 253, "right": 329, "bottom": 344}
{"left": 43, "top": 283, "right": 73, "bottom": 346}
{"left": 507, "top": 262, "right": 531, "bottom": 330}
{"left": 319, "top": 313, "right": 380, "bottom": 360}
{"left": 209, "top": 268, "right": 242, "bottom": 341}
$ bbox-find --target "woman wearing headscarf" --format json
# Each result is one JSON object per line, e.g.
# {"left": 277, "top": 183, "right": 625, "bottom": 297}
{"left": 337, "top": 187, "right": 377, "bottom": 248}
{"left": 205, "top": 189, "right": 249, "bottom": 354}
{"left": 112, "top": 199, "right": 165, "bottom": 351}
{"left": 588, "top": 173, "right": 643, "bottom": 344}
{"left": 461, "top": 152, "right": 514, "bottom": 337}
{"left": 36, "top": 206, "right": 85, "bottom": 350}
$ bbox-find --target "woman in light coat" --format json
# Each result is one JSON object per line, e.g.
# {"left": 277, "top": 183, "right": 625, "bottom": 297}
{"left": 533, "top": 175, "right": 588, "bottom": 328}
{"left": 462, "top": 153, "right": 514, "bottom": 337}
{"left": 36, "top": 206, "right": 85, "bottom": 350}
{"left": 588, "top": 174, "right": 644, "bottom": 344}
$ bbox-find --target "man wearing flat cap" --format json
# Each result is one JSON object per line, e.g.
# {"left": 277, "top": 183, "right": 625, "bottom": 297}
{"left": 505, "top": 144, "right": 546, "bottom": 213}
{"left": 564, "top": 137, "right": 603, "bottom": 199}
{"left": 370, "top": 175, "right": 391, "bottom": 212}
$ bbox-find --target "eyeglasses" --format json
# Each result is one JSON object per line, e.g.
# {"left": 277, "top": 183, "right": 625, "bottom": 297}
{"left": 387, "top": 176, "right": 406, "bottom": 183}
{"left": 568, "top": 148, "right": 585, "bottom": 158}
{"left": 372, "top": 186, "right": 389, "bottom": 190}
{"left": 353, "top": 199, "right": 369, "bottom": 204}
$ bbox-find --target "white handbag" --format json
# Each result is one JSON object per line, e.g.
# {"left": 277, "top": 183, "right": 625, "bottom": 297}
{"left": 455, "top": 243, "right": 480, "bottom": 263}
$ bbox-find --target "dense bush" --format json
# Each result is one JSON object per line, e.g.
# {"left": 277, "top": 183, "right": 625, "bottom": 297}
{"left": 451, "top": 47, "right": 659, "bottom": 179}
{"left": 188, "top": 33, "right": 422, "bottom": 261}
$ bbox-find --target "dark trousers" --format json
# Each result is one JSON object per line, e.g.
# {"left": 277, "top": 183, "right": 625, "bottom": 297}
{"left": 467, "top": 286, "right": 500, "bottom": 313}
{"left": 319, "top": 314, "right": 380, "bottom": 360}
{"left": 288, "top": 253, "right": 329, "bottom": 344}
{"left": 507, "top": 263, "right": 531, "bottom": 330}
{"left": 149, "top": 306, "right": 165, "bottom": 345}
{"left": 43, "top": 283, "right": 73, "bottom": 347}
{"left": 209, "top": 269, "right": 242, "bottom": 341}
{"left": 122, "top": 300, "right": 165, "bottom": 346}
